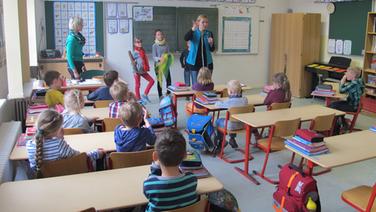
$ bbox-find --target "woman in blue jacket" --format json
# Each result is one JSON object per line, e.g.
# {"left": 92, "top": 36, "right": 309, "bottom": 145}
{"left": 184, "top": 15, "right": 215, "bottom": 85}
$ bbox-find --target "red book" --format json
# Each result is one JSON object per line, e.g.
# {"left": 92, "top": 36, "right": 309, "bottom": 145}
{"left": 295, "top": 129, "right": 324, "bottom": 143}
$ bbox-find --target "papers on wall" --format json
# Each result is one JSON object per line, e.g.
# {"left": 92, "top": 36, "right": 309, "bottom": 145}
{"left": 108, "top": 20, "right": 118, "bottom": 34}
{"left": 106, "top": 3, "right": 117, "bottom": 19}
{"left": 119, "top": 19, "right": 129, "bottom": 34}
{"left": 328, "top": 39, "right": 335, "bottom": 54}
{"left": 105, "top": 2, "right": 130, "bottom": 35}
{"left": 343, "top": 40, "right": 352, "bottom": 55}
{"left": 222, "top": 17, "right": 251, "bottom": 52}
{"left": 335, "top": 39, "right": 343, "bottom": 54}
{"left": 117, "top": 3, "right": 128, "bottom": 18}
{"left": 133, "top": 6, "right": 153, "bottom": 21}
{"left": 329, "top": 38, "right": 353, "bottom": 56}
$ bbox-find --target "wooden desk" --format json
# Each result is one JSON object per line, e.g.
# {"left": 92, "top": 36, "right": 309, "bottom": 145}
{"left": 231, "top": 105, "right": 346, "bottom": 184}
{"left": 195, "top": 94, "right": 265, "bottom": 111}
{"left": 285, "top": 130, "right": 376, "bottom": 175}
{"left": 0, "top": 165, "right": 223, "bottom": 212}
{"left": 311, "top": 82, "right": 347, "bottom": 106}
{"left": 32, "top": 79, "right": 105, "bottom": 92}
{"left": 10, "top": 131, "right": 114, "bottom": 161}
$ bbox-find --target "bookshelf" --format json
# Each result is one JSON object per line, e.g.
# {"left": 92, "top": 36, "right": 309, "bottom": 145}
{"left": 363, "top": 12, "right": 376, "bottom": 113}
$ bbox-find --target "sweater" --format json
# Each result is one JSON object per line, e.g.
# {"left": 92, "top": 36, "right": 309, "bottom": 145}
{"left": 87, "top": 86, "right": 113, "bottom": 101}
{"left": 184, "top": 29, "right": 215, "bottom": 69}
{"left": 114, "top": 125, "right": 156, "bottom": 152}
{"left": 65, "top": 30, "right": 85, "bottom": 70}
{"left": 263, "top": 88, "right": 288, "bottom": 106}
{"left": 192, "top": 82, "right": 214, "bottom": 91}
{"left": 152, "top": 43, "right": 170, "bottom": 63}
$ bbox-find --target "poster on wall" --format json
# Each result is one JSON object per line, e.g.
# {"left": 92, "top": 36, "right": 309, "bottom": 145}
{"left": 108, "top": 19, "right": 118, "bottom": 34}
{"left": 119, "top": 19, "right": 129, "bottom": 34}
{"left": 133, "top": 6, "right": 153, "bottom": 21}
{"left": 343, "top": 40, "right": 352, "bottom": 55}
{"left": 328, "top": 39, "right": 335, "bottom": 54}
{"left": 118, "top": 3, "right": 127, "bottom": 18}
{"left": 335, "top": 39, "right": 343, "bottom": 55}
{"left": 106, "top": 3, "right": 117, "bottom": 19}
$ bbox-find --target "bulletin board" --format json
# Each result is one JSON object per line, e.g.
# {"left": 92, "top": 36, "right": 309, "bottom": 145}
{"left": 222, "top": 17, "right": 251, "bottom": 52}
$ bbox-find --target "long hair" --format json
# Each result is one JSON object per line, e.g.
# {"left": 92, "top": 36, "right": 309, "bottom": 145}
{"left": 273, "top": 72, "right": 291, "bottom": 102}
{"left": 34, "top": 110, "right": 63, "bottom": 178}
{"left": 197, "top": 67, "right": 213, "bottom": 85}
{"left": 64, "top": 89, "right": 84, "bottom": 113}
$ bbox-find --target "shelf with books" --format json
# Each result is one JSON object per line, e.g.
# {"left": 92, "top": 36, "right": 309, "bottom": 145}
{"left": 364, "top": 69, "right": 376, "bottom": 74}
{"left": 366, "top": 83, "right": 376, "bottom": 88}
{"left": 366, "top": 91, "right": 376, "bottom": 97}
{"left": 368, "top": 32, "right": 376, "bottom": 35}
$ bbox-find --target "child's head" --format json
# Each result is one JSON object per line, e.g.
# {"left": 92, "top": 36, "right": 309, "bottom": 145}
{"left": 197, "top": 67, "right": 212, "bottom": 85}
{"left": 153, "top": 129, "right": 186, "bottom": 167}
{"left": 64, "top": 89, "right": 84, "bottom": 113}
{"left": 34, "top": 110, "right": 64, "bottom": 178}
{"left": 119, "top": 102, "right": 143, "bottom": 128}
{"left": 103, "top": 70, "right": 119, "bottom": 87}
{"left": 346, "top": 67, "right": 361, "bottom": 81}
{"left": 272, "top": 72, "right": 291, "bottom": 101}
{"left": 227, "top": 80, "right": 242, "bottom": 96}
{"left": 197, "top": 14, "right": 209, "bottom": 30}
{"left": 110, "top": 81, "right": 129, "bottom": 102}
{"left": 44, "top": 70, "right": 62, "bottom": 88}
{"left": 154, "top": 29, "right": 164, "bottom": 41}
{"left": 134, "top": 37, "right": 142, "bottom": 48}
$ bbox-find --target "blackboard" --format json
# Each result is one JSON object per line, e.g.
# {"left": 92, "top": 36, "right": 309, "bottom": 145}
{"left": 329, "top": 0, "right": 372, "bottom": 56}
{"left": 133, "top": 6, "right": 218, "bottom": 53}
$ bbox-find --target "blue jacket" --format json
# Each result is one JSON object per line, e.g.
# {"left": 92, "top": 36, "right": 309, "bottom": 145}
{"left": 114, "top": 125, "right": 156, "bottom": 152}
{"left": 87, "top": 86, "right": 113, "bottom": 101}
{"left": 186, "top": 29, "right": 213, "bottom": 66}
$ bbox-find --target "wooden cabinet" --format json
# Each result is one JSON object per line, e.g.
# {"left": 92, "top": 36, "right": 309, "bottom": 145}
{"left": 269, "top": 13, "right": 321, "bottom": 97}
{"left": 38, "top": 57, "right": 105, "bottom": 78}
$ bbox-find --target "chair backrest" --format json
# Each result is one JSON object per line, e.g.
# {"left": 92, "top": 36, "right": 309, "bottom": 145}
{"left": 228, "top": 105, "right": 255, "bottom": 122}
{"left": 80, "top": 70, "right": 105, "bottom": 80}
{"left": 109, "top": 149, "right": 154, "bottom": 169}
{"left": 268, "top": 102, "right": 292, "bottom": 111}
{"left": 40, "top": 153, "right": 90, "bottom": 178}
{"left": 221, "top": 88, "right": 229, "bottom": 98}
{"left": 166, "top": 198, "right": 207, "bottom": 212}
{"left": 103, "top": 118, "right": 122, "bottom": 132}
{"left": 310, "top": 114, "right": 335, "bottom": 133}
{"left": 63, "top": 128, "right": 84, "bottom": 135}
{"left": 273, "top": 118, "right": 301, "bottom": 137}
{"left": 94, "top": 100, "right": 112, "bottom": 108}
{"left": 80, "top": 207, "right": 96, "bottom": 212}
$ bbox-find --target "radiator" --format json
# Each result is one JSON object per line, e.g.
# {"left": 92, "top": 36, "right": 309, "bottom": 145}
{"left": 14, "top": 98, "right": 30, "bottom": 123}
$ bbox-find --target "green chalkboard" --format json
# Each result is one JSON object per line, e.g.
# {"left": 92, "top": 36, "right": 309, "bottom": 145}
{"left": 45, "top": 1, "right": 105, "bottom": 56}
{"left": 133, "top": 6, "right": 218, "bottom": 53}
{"left": 329, "top": 0, "right": 372, "bottom": 56}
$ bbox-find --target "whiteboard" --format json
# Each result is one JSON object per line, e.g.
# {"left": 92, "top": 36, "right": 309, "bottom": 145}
{"left": 222, "top": 17, "right": 251, "bottom": 52}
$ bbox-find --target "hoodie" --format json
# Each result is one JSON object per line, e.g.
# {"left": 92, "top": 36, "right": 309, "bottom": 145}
{"left": 114, "top": 124, "right": 156, "bottom": 152}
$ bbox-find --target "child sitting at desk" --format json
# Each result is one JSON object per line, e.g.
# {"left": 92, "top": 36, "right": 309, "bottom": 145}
{"left": 263, "top": 72, "right": 291, "bottom": 106}
{"left": 214, "top": 80, "right": 248, "bottom": 149}
{"left": 62, "top": 89, "right": 97, "bottom": 133}
{"left": 144, "top": 129, "right": 198, "bottom": 211}
{"left": 114, "top": 101, "right": 156, "bottom": 152}
{"left": 109, "top": 80, "right": 136, "bottom": 118}
{"left": 329, "top": 67, "right": 364, "bottom": 132}
{"left": 26, "top": 110, "right": 103, "bottom": 178}
{"left": 87, "top": 70, "right": 118, "bottom": 101}
{"left": 44, "top": 70, "right": 65, "bottom": 108}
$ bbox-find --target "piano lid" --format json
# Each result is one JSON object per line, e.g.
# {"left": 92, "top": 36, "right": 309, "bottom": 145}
{"left": 328, "top": 56, "right": 352, "bottom": 69}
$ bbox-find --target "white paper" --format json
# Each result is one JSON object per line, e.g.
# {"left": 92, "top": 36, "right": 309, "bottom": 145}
{"left": 119, "top": 19, "right": 129, "bottom": 34}
{"left": 107, "top": 3, "right": 117, "bottom": 18}
{"left": 328, "top": 39, "right": 335, "bottom": 54}
{"left": 133, "top": 6, "right": 153, "bottom": 21}
{"left": 343, "top": 40, "right": 352, "bottom": 55}
{"left": 335, "top": 40, "right": 343, "bottom": 55}
{"left": 108, "top": 20, "right": 118, "bottom": 34}
{"left": 118, "top": 3, "right": 127, "bottom": 18}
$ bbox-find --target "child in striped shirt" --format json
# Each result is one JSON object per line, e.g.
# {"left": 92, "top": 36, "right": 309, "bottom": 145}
{"left": 26, "top": 110, "right": 104, "bottom": 178}
{"left": 109, "top": 80, "right": 137, "bottom": 118}
{"left": 143, "top": 129, "right": 198, "bottom": 212}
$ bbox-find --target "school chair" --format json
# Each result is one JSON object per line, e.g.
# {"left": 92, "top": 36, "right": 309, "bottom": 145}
{"left": 103, "top": 118, "right": 122, "bottom": 132}
{"left": 80, "top": 208, "right": 96, "bottom": 212}
{"left": 341, "top": 183, "right": 376, "bottom": 212}
{"left": 259, "top": 102, "right": 292, "bottom": 138}
{"left": 166, "top": 197, "right": 208, "bottom": 212}
{"left": 185, "top": 92, "right": 208, "bottom": 116}
{"left": 343, "top": 97, "right": 363, "bottom": 133}
{"left": 217, "top": 105, "right": 255, "bottom": 163}
{"left": 80, "top": 70, "right": 105, "bottom": 80}
{"left": 221, "top": 88, "right": 229, "bottom": 98}
{"left": 63, "top": 128, "right": 84, "bottom": 135}
{"left": 40, "top": 153, "right": 91, "bottom": 178}
{"left": 108, "top": 149, "right": 154, "bottom": 169}
{"left": 93, "top": 100, "right": 112, "bottom": 108}
{"left": 253, "top": 118, "right": 301, "bottom": 184}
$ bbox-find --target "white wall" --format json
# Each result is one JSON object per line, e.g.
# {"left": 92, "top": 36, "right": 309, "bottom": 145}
{"left": 27, "top": 0, "right": 38, "bottom": 67}
{"left": 105, "top": 0, "right": 290, "bottom": 96}
{"left": 35, "top": 0, "right": 46, "bottom": 57}
{"left": 0, "top": 0, "right": 8, "bottom": 99}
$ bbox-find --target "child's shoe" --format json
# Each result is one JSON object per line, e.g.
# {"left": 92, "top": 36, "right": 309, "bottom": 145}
{"left": 229, "top": 138, "right": 238, "bottom": 149}
{"left": 141, "top": 94, "right": 151, "bottom": 103}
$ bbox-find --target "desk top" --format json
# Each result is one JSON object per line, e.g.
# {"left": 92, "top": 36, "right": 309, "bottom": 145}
{"left": 285, "top": 130, "right": 376, "bottom": 169}
{"left": 0, "top": 165, "right": 223, "bottom": 212}
{"left": 232, "top": 105, "right": 346, "bottom": 128}
{"left": 195, "top": 94, "right": 265, "bottom": 111}
{"left": 168, "top": 84, "right": 252, "bottom": 96}
{"left": 38, "top": 56, "right": 105, "bottom": 63}
{"left": 32, "top": 79, "right": 105, "bottom": 92}
{"left": 10, "top": 131, "right": 114, "bottom": 161}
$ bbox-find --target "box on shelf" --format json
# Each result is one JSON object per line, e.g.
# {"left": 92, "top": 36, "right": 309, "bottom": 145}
{"left": 368, "top": 74, "right": 376, "bottom": 85}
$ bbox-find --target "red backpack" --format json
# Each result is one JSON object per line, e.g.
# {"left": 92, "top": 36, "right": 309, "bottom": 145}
{"left": 273, "top": 164, "right": 321, "bottom": 212}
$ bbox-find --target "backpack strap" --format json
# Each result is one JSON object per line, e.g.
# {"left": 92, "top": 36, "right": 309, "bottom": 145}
{"left": 273, "top": 171, "right": 300, "bottom": 212}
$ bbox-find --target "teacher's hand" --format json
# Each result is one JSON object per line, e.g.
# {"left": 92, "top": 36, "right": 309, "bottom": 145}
{"left": 82, "top": 66, "right": 87, "bottom": 73}
{"left": 208, "top": 37, "right": 214, "bottom": 46}
{"left": 73, "top": 69, "right": 80, "bottom": 79}
{"left": 191, "top": 20, "right": 198, "bottom": 31}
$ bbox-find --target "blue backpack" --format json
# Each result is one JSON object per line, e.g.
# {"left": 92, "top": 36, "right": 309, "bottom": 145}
{"left": 159, "top": 96, "right": 176, "bottom": 127}
{"left": 187, "top": 114, "right": 214, "bottom": 151}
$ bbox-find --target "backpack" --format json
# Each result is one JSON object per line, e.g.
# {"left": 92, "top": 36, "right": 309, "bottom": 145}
{"left": 208, "top": 189, "right": 240, "bottom": 212}
{"left": 159, "top": 96, "right": 176, "bottom": 127}
{"left": 273, "top": 164, "right": 321, "bottom": 212}
{"left": 186, "top": 114, "right": 214, "bottom": 151}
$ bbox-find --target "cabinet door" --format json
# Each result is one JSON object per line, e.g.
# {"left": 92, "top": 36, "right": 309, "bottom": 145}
{"left": 269, "top": 14, "right": 288, "bottom": 83}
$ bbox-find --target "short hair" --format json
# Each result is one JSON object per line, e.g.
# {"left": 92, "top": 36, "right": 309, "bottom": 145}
{"left": 196, "top": 14, "right": 208, "bottom": 22}
{"left": 119, "top": 102, "right": 143, "bottom": 128}
{"left": 227, "top": 80, "right": 242, "bottom": 95}
{"left": 347, "top": 66, "right": 362, "bottom": 78}
{"left": 64, "top": 89, "right": 84, "bottom": 112}
{"left": 69, "top": 16, "right": 83, "bottom": 31}
{"left": 44, "top": 70, "right": 61, "bottom": 87}
{"left": 197, "top": 67, "right": 212, "bottom": 85}
{"left": 134, "top": 37, "right": 142, "bottom": 43}
{"left": 155, "top": 129, "right": 186, "bottom": 167}
{"left": 110, "top": 81, "right": 129, "bottom": 101}
{"left": 103, "top": 70, "right": 119, "bottom": 87}
{"left": 154, "top": 29, "right": 163, "bottom": 36}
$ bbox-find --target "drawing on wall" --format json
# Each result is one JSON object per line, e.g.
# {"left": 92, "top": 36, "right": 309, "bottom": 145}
{"left": 118, "top": 3, "right": 127, "bottom": 18}
{"left": 343, "top": 40, "right": 352, "bottom": 56}
{"left": 108, "top": 19, "right": 118, "bottom": 34}
{"left": 54, "top": 1, "right": 96, "bottom": 56}
{"left": 133, "top": 6, "right": 153, "bottom": 21}
{"left": 222, "top": 17, "right": 251, "bottom": 52}
{"left": 106, "top": 3, "right": 117, "bottom": 19}
{"left": 119, "top": 19, "right": 129, "bottom": 34}
{"left": 328, "top": 39, "right": 335, "bottom": 54}
{"left": 335, "top": 39, "right": 343, "bottom": 55}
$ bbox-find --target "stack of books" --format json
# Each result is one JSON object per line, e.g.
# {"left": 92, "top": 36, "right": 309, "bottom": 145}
{"left": 180, "top": 152, "right": 209, "bottom": 178}
{"left": 167, "top": 85, "right": 190, "bottom": 92}
{"left": 311, "top": 84, "right": 335, "bottom": 96}
{"left": 285, "top": 129, "right": 329, "bottom": 156}
{"left": 17, "top": 127, "right": 36, "bottom": 146}
{"left": 27, "top": 104, "right": 48, "bottom": 114}
{"left": 195, "top": 92, "right": 218, "bottom": 105}
{"left": 370, "top": 125, "right": 376, "bottom": 132}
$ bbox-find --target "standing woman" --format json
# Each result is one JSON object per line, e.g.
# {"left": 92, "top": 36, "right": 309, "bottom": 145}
{"left": 152, "top": 29, "right": 171, "bottom": 99}
{"left": 184, "top": 15, "right": 215, "bottom": 85}
{"left": 66, "top": 16, "right": 86, "bottom": 79}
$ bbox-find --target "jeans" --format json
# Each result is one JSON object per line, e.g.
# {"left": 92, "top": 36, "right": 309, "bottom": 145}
{"left": 184, "top": 69, "right": 191, "bottom": 86}
{"left": 191, "top": 70, "right": 198, "bottom": 85}
{"left": 67, "top": 61, "right": 85, "bottom": 79}
{"left": 155, "top": 68, "right": 171, "bottom": 98}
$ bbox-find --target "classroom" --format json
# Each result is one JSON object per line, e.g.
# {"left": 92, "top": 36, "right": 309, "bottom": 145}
{"left": 1, "top": 0, "right": 376, "bottom": 211}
